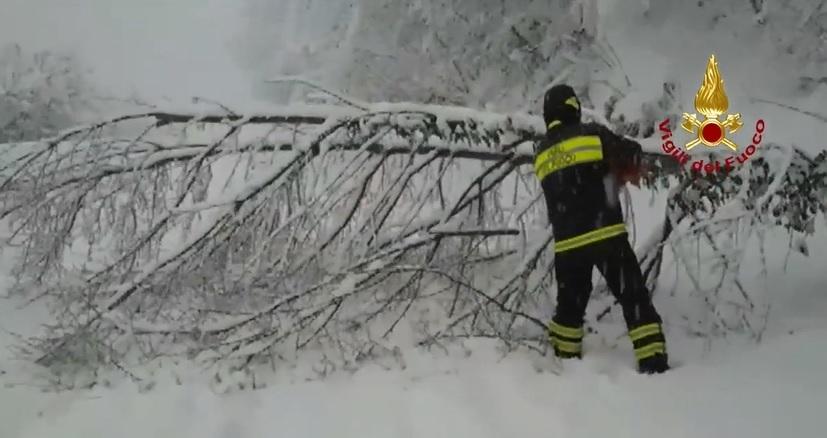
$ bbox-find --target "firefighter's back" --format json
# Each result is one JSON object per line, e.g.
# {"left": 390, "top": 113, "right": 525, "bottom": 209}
{"left": 535, "top": 122, "right": 625, "bottom": 246}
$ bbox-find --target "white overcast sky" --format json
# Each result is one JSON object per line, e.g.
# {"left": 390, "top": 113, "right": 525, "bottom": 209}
{"left": 0, "top": 0, "right": 255, "bottom": 106}
{"left": 0, "top": 0, "right": 815, "bottom": 113}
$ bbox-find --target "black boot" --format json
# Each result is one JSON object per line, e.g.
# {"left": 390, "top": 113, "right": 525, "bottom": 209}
{"left": 637, "top": 353, "right": 670, "bottom": 374}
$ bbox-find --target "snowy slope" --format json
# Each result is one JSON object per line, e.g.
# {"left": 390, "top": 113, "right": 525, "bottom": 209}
{"left": 2, "top": 1, "right": 827, "bottom": 437}
{"left": 2, "top": 190, "right": 825, "bottom": 438}
{"left": 2, "top": 318, "right": 825, "bottom": 438}
{"left": 1, "top": 166, "right": 825, "bottom": 438}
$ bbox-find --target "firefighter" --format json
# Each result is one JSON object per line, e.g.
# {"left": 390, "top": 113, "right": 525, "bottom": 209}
{"left": 534, "top": 84, "right": 669, "bottom": 374}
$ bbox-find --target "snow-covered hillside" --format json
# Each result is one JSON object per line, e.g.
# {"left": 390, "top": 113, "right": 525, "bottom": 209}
{"left": 1, "top": 0, "right": 826, "bottom": 437}
{"left": 3, "top": 291, "right": 826, "bottom": 438}
{"left": 8, "top": 334, "right": 827, "bottom": 438}
{"left": 2, "top": 191, "right": 825, "bottom": 438}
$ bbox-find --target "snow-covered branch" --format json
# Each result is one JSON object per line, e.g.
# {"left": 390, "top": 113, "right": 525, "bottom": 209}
{"left": 2, "top": 101, "right": 824, "bottom": 377}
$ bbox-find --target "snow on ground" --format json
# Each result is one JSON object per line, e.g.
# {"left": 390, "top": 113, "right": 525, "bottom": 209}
{"left": 2, "top": 219, "right": 826, "bottom": 438}
{"left": 1, "top": 317, "right": 825, "bottom": 438}
{"left": 1, "top": 140, "right": 825, "bottom": 438}
{"left": 1, "top": 182, "right": 825, "bottom": 438}
{"left": 2, "top": 2, "right": 826, "bottom": 437}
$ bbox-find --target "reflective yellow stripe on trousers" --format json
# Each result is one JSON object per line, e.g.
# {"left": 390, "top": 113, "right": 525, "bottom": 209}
{"left": 551, "top": 338, "right": 582, "bottom": 353}
{"left": 635, "top": 342, "right": 666, "bottom": 360}
{"left": 629, "top": 323, "right": 662, "bottom": 342}
{"left": 534, "top": 135, "right": 603, "bottom": 181}
{"left": 549, "top": 321, "right": 584, "bottom": 339}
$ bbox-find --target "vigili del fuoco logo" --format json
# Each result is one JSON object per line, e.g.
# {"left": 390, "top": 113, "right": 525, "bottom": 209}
{"left": 659, "top": 54, "right": 766, "bottom": 174}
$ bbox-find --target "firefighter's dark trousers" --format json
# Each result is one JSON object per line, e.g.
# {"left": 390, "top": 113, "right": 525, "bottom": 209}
{"left": 548, "top": 234, "right": 667, "bottom": 362}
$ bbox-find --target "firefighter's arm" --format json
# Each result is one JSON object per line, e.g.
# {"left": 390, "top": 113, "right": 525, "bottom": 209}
{"left": 617, "top": 137, "right": 646, "bottom": 186}
{"left": 600, "top": 128, "right": 645, "bottom": 186}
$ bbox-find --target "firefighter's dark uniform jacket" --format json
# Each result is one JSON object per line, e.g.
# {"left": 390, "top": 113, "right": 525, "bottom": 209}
{"left": 534, "top": 122, "right": 641, "bottom": 252}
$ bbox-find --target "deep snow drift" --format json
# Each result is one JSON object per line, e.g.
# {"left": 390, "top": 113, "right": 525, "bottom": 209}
{"left": 2, "top": 303, "right": 826, "bottom": 438}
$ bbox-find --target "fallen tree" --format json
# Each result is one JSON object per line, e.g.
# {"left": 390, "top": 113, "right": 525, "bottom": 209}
{"left": 1, "top": 100, "right": 824, "bottom": 380}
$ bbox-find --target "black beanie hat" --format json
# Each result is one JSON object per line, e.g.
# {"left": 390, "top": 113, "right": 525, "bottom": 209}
{"left": 543, "top": 84, "right": 581, "bottom": 127}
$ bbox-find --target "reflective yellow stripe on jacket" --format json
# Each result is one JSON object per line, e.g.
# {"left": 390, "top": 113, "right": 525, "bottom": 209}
{"left": 534, "top": 135, "right": 603, "bottom": 181}
{"left": 535, "top": 135, "right": 625, "bottom": 253}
